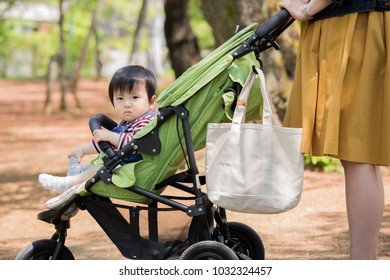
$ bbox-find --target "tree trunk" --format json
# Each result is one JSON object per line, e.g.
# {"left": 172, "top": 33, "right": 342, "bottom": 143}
{"left": 129, "top": 0, "right": 149, "bottom": 64}
{"left": 68, "top": 0, "right": 103, "bottom": 108}
{"left": 59, "top": 0, "right": 67, "bottom": 111}
{"left": 164, "top": 0, "right": 201, "bottom": 78}
{"left": 93, "top": 24, "right": 103, "bottom": 81}
{"left": 44, "top": 54, "right": 60, "bottom": 114}
{"left": 201, "top": 0, "right": 263, "bottom": 47}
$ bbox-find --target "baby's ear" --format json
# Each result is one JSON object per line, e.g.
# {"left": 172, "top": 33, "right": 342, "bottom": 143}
{"left": 150, "top": 95, "right": 157, "bottom": 111}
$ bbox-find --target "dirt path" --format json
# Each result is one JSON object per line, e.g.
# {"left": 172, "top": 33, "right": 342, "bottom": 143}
{"left": 0, "top": 79, "right": 389, "bottom": 260}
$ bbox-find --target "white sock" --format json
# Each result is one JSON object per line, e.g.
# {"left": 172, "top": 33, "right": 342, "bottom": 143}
{"left": 38, "top": 174, "right": 74, "bottom": 193}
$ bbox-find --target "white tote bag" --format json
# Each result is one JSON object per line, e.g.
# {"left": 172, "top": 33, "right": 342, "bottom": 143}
{"left": 205, "top": 67, "right": 304, "bottom": 214}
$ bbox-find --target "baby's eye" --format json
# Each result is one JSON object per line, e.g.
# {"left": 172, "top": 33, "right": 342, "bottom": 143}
{"left": 116, "top": 96, "right": 123, "bottom": 101}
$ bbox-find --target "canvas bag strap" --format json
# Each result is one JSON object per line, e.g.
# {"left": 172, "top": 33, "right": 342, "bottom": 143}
{"left": 231, "top": 69, "right": 256, "bottom": 125}
{"left": 230, "top": 66, "right": 274, "bottom": 190}
{"left": 230, "top": 69, "right": 256, "bottom": 145}
{"left": 254, "top": 67, "right": 273, "bottom": 190}
{"left": 253, "top": 67, "right": 277, "bottom": 126}
{"left": 232, "top": 66, "right": 276, "bottom": 126}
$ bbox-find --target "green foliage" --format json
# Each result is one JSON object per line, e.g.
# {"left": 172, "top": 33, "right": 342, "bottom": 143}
{"left": 28, "top": 25, "right": 58, "bottom": 76}
{"left": 0, "top": 0, "right": 61, "bottom": 78}
{"left": 0, "top": 20, "right": 13, "bottom": 77}
{"left": 0, "top": 0, "right": 218, "bottom": 79}
{"left": 304, "top": 155, "right": 340, "bottom": 172}
{"left": 189, "top": 0, "right": 214, "bottom": 50}
{"left": 64, "top": 4, "right": 95, "bottom": 77}
{"left": 98, "top": 0, "right": 138, "bottom": 50}
{"left": 0, "top": 19, "right": 58, "bottom": 78}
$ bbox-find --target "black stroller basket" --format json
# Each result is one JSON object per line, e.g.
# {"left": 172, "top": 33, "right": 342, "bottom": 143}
{"left": 16, "top": 9, "right": 293, "bottom": 260}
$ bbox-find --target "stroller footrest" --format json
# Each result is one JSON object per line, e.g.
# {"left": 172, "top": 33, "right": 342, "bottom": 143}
{"left": 38, "top": 209, "right": 57, "bottom": 222}
{"left": 37, "top": 210, "right": 71, "bottom": 228}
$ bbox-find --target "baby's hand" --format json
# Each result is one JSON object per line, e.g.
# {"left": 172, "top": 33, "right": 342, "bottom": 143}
{"left": 93, "top": 129, "right": 112, "bottom": 143}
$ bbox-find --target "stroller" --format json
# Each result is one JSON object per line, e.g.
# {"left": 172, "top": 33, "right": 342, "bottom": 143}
{"left": 16, "top": 10, "right": 294, "bottom": 260}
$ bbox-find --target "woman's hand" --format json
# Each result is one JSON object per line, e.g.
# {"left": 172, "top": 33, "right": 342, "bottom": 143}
{"left": 279, "top": 0, "right": 310, "bottom": 21}
{"left": 279, "top": 0, "right": 332, "bottom": 21}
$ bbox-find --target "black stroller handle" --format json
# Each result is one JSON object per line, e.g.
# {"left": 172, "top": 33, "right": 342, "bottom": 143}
{"left": 231, "top": 8, "right": 293, "bottom": 60}
{"left": 254, "top": 8, "right": 291, "bottom": 40}
{"left": 89, "top": 114, "right": 118, "bottom": 158}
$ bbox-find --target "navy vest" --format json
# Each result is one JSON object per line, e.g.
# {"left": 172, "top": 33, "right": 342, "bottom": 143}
{"left": 314, "top": 0, "right": 390, "bottom": 20}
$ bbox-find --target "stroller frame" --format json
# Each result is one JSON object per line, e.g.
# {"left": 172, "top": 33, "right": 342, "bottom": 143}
{"left": 16, "top": 9, "right": 294, "bottom": 260}
{"left": 31, "top": 104, "right": 257, "bottom": 260}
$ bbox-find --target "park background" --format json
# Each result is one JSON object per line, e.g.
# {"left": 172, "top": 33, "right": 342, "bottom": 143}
{"left": 0, "top": 0, "right": 389, "bottom": 259}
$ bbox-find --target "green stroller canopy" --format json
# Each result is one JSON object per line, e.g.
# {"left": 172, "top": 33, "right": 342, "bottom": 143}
{"left": 157, "top": 23, "right": 259, "bottom": 107}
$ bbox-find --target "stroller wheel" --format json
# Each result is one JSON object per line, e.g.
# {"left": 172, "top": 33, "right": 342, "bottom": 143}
{"left": 214, "top": 222, "right": 265, "bottom": 260}
{"left": 15, "top": 239, "right": 75, "bottom": 260}
{"left": 179, "top": 240, "right": 238, "bottom": 260}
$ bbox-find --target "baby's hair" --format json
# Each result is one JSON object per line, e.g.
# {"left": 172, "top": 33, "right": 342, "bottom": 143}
{"left": 108, "top": 65, "right": 157, "bottom": 105}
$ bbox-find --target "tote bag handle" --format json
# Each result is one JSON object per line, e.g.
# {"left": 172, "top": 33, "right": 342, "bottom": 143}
{"left": 230, "top": 67, "right": 276, "bottom": 186}
{"left": 230, "top": 66, "right": 277, "bottom": 147}
{"left": 232, "top": 66, "right": 277, "bottom": 127}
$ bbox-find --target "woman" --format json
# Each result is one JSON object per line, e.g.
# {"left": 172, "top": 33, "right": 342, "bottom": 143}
{"left": 279, "top": 0, "right": 390, "bottom": 259}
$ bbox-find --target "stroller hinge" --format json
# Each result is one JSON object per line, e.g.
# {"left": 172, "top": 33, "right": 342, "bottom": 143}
{"left": 129, "top": 128, "right": 161, "bottom": 156}
{"left": 95, "top": 165, "right": 113, "bottom": 185}
{"left": 171, "top": 105, "right": 188, "bottom": 119}
{"left": 187, "top": 204, "right": 206, "bottom": 217}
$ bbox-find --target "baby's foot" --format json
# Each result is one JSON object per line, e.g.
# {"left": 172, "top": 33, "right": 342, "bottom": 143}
{"left": 38, "top": 174, "right": 73, "bottom": 193}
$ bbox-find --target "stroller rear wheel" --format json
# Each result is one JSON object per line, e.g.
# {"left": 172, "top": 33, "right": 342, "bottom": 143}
{"left": 179, "top": 240, "right": 238, "bottom": 260}
{"left": 214, "top": 222, "right": 265, "bottom": 260}
{"left": 15, "top": 239, "right": 75, "bottom": 260}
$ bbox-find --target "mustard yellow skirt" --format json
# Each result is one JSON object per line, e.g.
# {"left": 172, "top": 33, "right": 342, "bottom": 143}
{"left": 283, "top": 12, "right": 390, "bottom": 166}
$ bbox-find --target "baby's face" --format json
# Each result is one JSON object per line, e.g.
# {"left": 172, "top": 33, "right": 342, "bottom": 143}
{"left": 113, "top": 83, "right": 152, "bottom": 122}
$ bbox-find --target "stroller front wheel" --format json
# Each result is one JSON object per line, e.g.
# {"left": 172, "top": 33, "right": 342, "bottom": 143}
{"left": 15, "top": 239, "right": 75, "bottom": 260}
{"left": 214, "top": 221, "right": 265, "bottom": 260}
{"left": 179, "top": 240, "right": 238, "bottom": 260}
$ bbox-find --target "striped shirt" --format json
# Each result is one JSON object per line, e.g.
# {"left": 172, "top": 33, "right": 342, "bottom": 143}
{"left": 92, "top": 111, "right": 155, "bottom": 154}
